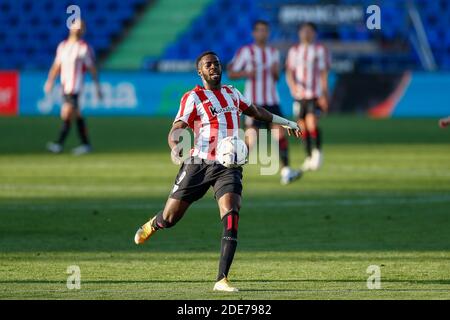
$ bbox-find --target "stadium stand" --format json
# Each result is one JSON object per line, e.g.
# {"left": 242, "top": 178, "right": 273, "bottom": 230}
{"left": 0, "top": 0, "right": 147, "bottom": 69}
{"left": 160, "top": 0, "right": 449, "bottom": 71}
{"left": 104, "top": 0, "right": 211, "bottom": 69}
{"left": 162, "top": 0, "right": 257, "bottom": 64}
{"left": 0, "top": 0, "right": 448, "bottom": 70}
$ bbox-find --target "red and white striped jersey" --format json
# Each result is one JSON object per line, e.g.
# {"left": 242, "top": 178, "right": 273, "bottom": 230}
{"left": 229, "top": 44, "right": 280, "bottom": 106}
{"left": 174, "top": 85, "right": 251, "bottom": 160}
{"left": 55, "top": 40, "right": 95, "bottom": 94}
{"left": 286, "top": 43, "right": 330, "bottom": 100}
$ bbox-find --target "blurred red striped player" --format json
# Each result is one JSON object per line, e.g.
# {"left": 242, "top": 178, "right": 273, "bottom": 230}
{"left": 286, "top": 22, "right": 330, "bottom": 171}
{"left": 228, "top": 20, "right": 301, "bottom": 185}
{"left": 44, "top": 19, "right": 102, "bottom": 155}
{"left": 439, "top": 116, "right": 450, "bottom": 128}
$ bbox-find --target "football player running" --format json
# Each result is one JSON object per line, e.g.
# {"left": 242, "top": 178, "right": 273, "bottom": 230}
{"left": 133, "top": 52, "right": 301, "bottom": 292}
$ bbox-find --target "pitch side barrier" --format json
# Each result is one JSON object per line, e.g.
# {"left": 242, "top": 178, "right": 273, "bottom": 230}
{"left": 1, "top": 70, "right": 448, "bottom": 117}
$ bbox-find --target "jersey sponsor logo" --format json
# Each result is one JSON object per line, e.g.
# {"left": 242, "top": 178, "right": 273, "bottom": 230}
{"left": 209, "top": 104, "right": 238, "bottom": 117}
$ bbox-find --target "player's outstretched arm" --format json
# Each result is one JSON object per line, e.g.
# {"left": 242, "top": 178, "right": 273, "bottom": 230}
{"left": 87, "top": 65, "right": 102, "bottom": 100}
{"left": 44, "top": 61, "right": 61, "bottom": 94}
{"left": 168, "top": 120, "right": 189, "bottom": 165}
{"left": 318, "top": 69, "right": 329, "bottom": 112}
{"left": 243, "top": 104, "right": 302, "bottom": 138}
{"left": 285, "top": 69, "right": 298, "bottom": 98}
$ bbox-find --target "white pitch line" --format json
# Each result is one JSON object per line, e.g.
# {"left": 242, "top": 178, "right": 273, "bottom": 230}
{"left": 0, "top": 184, "right": 168, "bottom": 192}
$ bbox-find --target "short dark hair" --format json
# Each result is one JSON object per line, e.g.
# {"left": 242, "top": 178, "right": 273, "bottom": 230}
{"left": 195, "top": 51, "right": 219, "bottom": 69}
{"left": 298, "top": 21, "right": 317, "bottom": 32}
{"left": 253, "top": 19, "right": 269, "bottom": 30}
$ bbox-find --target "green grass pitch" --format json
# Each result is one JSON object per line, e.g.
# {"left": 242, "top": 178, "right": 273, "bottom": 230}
{"left": 0, "top": 116, "right": 449, "bottom": 300}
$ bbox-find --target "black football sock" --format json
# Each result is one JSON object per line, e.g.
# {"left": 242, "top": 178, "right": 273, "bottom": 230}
{"left": 76, "top": 117, "right": 90, "bottom": 145}
{"left": 302, "top": 131, "right": 312, "bottom": 157}
{"left": 279, "top": 135, "right": 289, "bottom": 167}
{"left": 56, "top": 119, "right": 71, "bottom": 145}
{"left": 316, "top": 128, "right": 322, "bottom": 150}
{"left": 217, "top": 211, "right": 239, "bottom": 281}
{"left": 309, "top": 129, "right": 318, "bottom": 151}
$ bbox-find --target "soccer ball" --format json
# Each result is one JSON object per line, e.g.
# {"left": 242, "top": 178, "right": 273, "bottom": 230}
{"left": 216, "top": 136, "right": 248, "bottom": 168}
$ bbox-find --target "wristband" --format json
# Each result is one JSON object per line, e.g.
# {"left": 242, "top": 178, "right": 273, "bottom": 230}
{"left": 271, "top": 114, "right": 299, "bottom": 130}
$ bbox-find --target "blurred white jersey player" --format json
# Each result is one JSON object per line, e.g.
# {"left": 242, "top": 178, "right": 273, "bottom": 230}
{"left": 44, "top": 19, "right": 102, "bottom": 155}
{"left": 286, "top": 22, "right": 330, "bottom": 171}
{"left": 228, "top": 20, "right": 301, "bottom": 185}
{"left": 439, "top": 116, "right": 450, "bottom": 128}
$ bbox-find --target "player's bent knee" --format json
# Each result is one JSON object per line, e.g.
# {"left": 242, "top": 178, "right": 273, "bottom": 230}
{"left": 220, "top": 203, "right": 240, "bottom": 217}
{"left": 61, "top": 109, "right": 69, "bottom": 120}
{"left": 306, "top": 123, "right": 316, "bottom": 132}
{"left": 305, "top": 115, "right": 317, "bottom": 128}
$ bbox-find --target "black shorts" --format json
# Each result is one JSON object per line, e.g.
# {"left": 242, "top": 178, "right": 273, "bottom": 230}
{"left": 245, "top": 104, "right": 283, "bottom": 128}
{"left": 294, "top": 99, "right": 321, "bottom": 120}
{"left": 169, "top": 157, "right": 243, "bottom": 203}
{"left": 63, "top": 94, "right": 79, "bottom": 109}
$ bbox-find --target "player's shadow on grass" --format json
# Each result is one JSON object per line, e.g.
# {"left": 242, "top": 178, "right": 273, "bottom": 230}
{"left": 2, "top": 195, "right": 450, "bottom": 253}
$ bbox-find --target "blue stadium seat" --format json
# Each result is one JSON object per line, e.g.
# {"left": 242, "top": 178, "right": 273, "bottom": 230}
{"left": 0, "top": 0, "right": 142, "bottom": 69}
{"left": 1, "top": 0, "right": 448, "bottom": 70}
{"left": 158, "top": 0, "right": 447, "bottom": 70}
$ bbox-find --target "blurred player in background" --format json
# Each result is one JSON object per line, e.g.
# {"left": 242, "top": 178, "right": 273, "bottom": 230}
{"left": 228, "top": 20, "right": 301, "bottom": 185}
{"left": 44, "top": 19, "right": 102, "bottom": 155}
{"left": 286, "top": 22, "right": 330, "bottom": 171}
{"left": 439, "top": 116, "right": 450, "bottom": 128}
{"left": 134, "top": 52, "right": 301, "bottom": 292}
